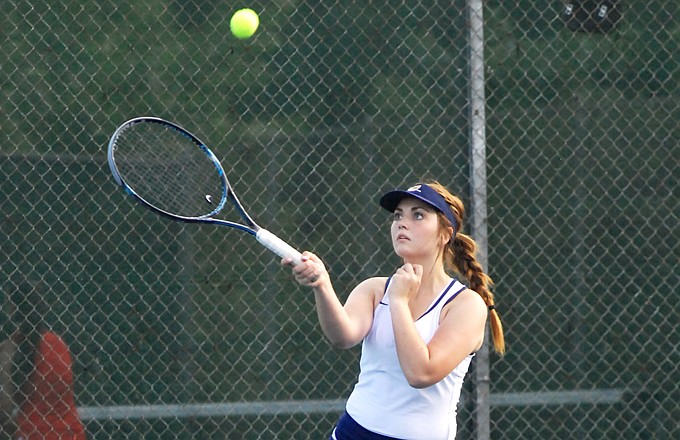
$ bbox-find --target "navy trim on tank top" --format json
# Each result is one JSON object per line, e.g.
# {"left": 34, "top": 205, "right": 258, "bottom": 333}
{"left": 417, "top": 280, "right": 463, "bottom": 320}
{"left": 378, "top": 276, "right": 392, "bottom": 306}
{"left": 442, "top": 284, "right": 466, "bottom": 308}
{"left": 377, "top": 278, "right": 465, "bottom": 318}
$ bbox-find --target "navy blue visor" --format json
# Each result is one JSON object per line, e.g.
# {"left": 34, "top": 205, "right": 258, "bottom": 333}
{"left": 379, "top": 183, "right": 458, "bottom": 233}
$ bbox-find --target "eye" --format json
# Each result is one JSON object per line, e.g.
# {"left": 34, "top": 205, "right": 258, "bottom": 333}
{"left": 413, "top": 211, "right": 425, "bottom": 220}
{"left": 392, "top": 212, "right": 403, "bottom": 221}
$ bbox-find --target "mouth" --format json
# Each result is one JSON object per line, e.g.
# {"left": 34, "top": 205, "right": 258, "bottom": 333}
{"left": 396, "top": 234, "right": 410, "bottom": 241}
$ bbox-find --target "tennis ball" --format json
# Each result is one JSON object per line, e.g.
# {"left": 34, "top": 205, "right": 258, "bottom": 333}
{"left": 230, "top": 9, "right": 259, "bottom": 39}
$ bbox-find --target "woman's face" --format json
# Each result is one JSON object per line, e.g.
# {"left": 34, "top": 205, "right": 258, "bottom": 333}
{"left": 390, "top": 197, "right": 443, "bottom": 260}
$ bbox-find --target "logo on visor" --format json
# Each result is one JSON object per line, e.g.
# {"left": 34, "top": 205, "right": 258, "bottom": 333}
{"left": 407, "top": 185, "right": 422, "bottom": 193}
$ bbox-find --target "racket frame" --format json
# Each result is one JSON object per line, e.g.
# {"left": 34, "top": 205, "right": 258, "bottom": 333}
{"left": 107, "top": 116, "right": 303, "bottom": 264}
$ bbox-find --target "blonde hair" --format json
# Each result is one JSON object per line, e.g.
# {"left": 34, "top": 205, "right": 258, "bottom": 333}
{"left": 428, "top": 181, "right": 505, "bottom": 355}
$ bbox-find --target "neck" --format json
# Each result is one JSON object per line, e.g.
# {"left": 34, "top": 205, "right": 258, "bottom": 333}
{"left": 403, "top": 254, "right": 450, "bottom": 296}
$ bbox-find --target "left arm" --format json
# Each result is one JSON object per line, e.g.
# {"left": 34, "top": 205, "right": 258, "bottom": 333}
{"left": 390, "top": 287, "right": 487, "bottom": 388}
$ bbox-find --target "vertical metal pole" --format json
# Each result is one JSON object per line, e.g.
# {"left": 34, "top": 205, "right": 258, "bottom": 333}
{"left": 467, "top": 1, "right": 491, "bottom": 440}
{"left": 566, "top": 90, "right": 589, "bottom": 440}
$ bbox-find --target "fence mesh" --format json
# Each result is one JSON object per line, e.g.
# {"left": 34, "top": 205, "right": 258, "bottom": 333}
{"left": 1, "top": 0, "right": 678, "bottom": 439}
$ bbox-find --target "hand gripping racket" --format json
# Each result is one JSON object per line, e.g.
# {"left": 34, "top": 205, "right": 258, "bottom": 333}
{"left": 107, "top": 116, "right": 303, "bottom": 266}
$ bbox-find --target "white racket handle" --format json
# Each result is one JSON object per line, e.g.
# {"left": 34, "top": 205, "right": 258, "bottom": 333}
{"left": 256, "top": 229, "right": 303, "bottom": 266}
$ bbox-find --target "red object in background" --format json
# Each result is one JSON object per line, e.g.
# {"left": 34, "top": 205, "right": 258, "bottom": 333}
{"left": 15, "top": 331, "right": 86, "bottom": 440}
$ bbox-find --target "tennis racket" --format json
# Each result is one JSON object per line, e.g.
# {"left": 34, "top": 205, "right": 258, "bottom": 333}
{"left": 107, "top": 116, "right": 304, "bottom": 266}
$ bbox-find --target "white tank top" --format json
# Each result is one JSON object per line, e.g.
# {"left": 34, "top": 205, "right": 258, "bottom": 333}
{"left": 345, "top": 278, "right": 473, "bottom": 440}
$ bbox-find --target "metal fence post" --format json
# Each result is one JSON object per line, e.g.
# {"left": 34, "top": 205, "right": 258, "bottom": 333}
{"left": 467, "top": 0, "right": 491, "bottom": 439}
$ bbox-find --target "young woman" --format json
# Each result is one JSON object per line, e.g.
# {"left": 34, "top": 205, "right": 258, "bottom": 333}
{"left": 284, "top": 181, "right": 505, "bottom": 440}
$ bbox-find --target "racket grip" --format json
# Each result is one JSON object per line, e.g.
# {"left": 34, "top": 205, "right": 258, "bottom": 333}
{"left": 256, "top": 229, "right": 303, "bottom": 266}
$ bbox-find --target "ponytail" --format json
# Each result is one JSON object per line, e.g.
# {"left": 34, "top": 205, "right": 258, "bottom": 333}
{"left": 427, "top": 181, "right": 506, "bottom": 355}
{"left": 450, "top": 233, "right": 505, "bottom": 355}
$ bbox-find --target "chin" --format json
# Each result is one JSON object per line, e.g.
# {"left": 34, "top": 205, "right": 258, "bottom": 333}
{"left": 393, "top": 245, "right": 418, "bottom": 260}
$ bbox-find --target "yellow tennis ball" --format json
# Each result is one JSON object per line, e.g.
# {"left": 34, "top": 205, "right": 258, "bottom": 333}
{"left": 230, "top": 9, "right": 259, "bottom": 39}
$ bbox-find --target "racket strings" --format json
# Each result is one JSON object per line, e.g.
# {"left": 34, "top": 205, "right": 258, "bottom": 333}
{"left": 112, "top": 122, "right": 225, "bottom": 218}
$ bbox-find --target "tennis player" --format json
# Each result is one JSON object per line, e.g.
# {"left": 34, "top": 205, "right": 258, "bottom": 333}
{"left": 8, "top": 281, "right": 86, "bottom": 440}
{"left": 284, "top": 181, "right": 505, "bottom": 440}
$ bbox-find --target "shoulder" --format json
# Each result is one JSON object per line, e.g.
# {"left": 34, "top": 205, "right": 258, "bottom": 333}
{"left": 355, "top": 276, "right": 390, "bottom": 296}
{"left": 348, "top": 277, "right": 390, "bottom": 306}
{"left": 443, "top": 288, "right": 487, "bottom": 321}
{"left": 39, "top": 331, "right": 67, "bottom": 349}
{"left": 41, "top": 330, "right": 62, "bottom": 341}
{"left": 357, "top": 276, "right": 390, "bottom": 290}
{"left": 436, "top": 288, "right": 488, "bottom": 354}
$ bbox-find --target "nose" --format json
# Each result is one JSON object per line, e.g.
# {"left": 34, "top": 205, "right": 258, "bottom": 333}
{"left": 395, "top": 218, "right": 408, "bottom": 229}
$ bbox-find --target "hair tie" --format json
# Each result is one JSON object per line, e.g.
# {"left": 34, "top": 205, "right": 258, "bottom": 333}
{"left": 488, "top": 305, "right": 495, "bottom": 311}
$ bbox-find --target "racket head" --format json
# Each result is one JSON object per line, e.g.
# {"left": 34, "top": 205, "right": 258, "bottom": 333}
{"left": 107, "top": 117, "right": 256, "bottom": 234}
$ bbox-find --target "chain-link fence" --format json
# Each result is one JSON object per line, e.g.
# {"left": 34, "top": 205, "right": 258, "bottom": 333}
{"left": 1, "top": 0, "right": 677, "bottom": 439}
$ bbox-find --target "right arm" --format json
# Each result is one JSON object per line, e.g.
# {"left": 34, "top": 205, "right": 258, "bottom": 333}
{"left": 283, "top": 252, "right": 383, "bottom": 349}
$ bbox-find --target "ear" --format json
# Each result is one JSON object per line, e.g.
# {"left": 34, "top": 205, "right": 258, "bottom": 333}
{"left": 440, "top": 226, "right": 454, "bottom": 246}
